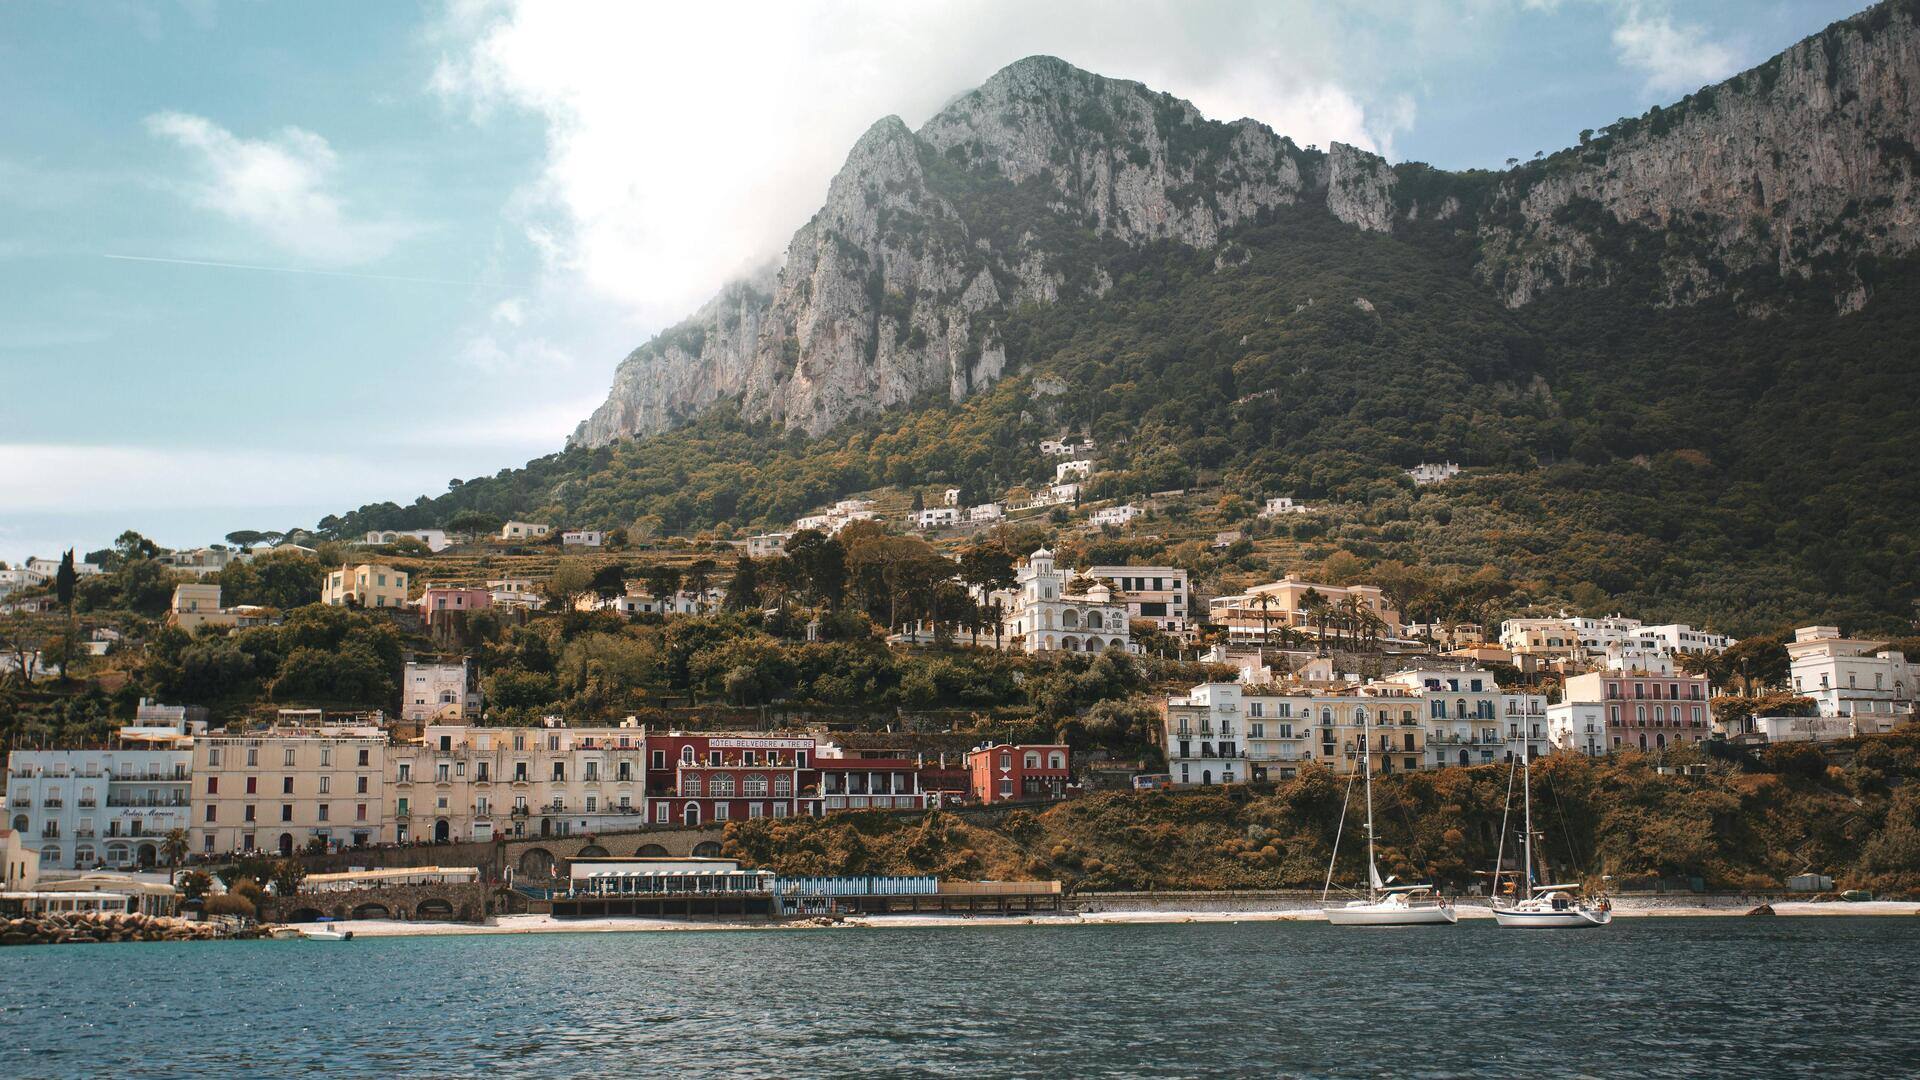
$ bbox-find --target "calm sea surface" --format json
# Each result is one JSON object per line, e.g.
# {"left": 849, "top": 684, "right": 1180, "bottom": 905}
{"left": 2, "top": 917, "right": 1917, "bottom": 1078}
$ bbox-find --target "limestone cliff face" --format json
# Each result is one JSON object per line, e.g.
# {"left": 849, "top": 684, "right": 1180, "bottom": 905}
{"left": 1472, "top": 3, "right": 1920, "bottom": 310}
{"left": 573, "top": 5, "right": 1920, "bottom": 448}
{"left": 570, "top": 56, "right": 1344, "bottom": 447}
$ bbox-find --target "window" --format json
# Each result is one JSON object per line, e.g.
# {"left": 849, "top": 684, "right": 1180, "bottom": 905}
{"left": 244, "top": 805, "right": 256, "bottom": 822}
{"left": 206, "top": 777, "right": 218, "bottom": 794}
{"left": 585, "top": 796, "right": 597, "bottom": 812}
{"left": 245, "top": 777, "right": 256, "bottom": 795}
{"left": 1048, "top": 751, "right": 1066, "bottom": 769}
{"left": 357, "top": 776, "right": 368, "bottom": 794}
{"left": 552, "top": 762, "right": 565, "bottom": 782}
{"left": 708, "top": 750, "right": 721, "bottom": 766}
{"left": 773, "top": 776, "right": 792, "bottom": 797}
{"left": 618, "top": 761, "right": 631, "bottom": 782}
{"left": 358, "top": 748, "right": 369, "bottom": 767}
{"left": 246, "top": 748, "right": 257, "bottom": 767}
{"left": 742, "top": 751, "right": 757, "bottom": 766}
{"left": 477, "top": 763, "right": 489, "bottom": 781}
{"left": 204, "top": 805, "right": 216, "bottom": 822}
{"left": 317, "top": 805, "right": 329, "bottom": 822}
{"left": 655, "top": 804, "right": 669, "bottom": 823}
{"left": 209, "top": 748, "right": 221, "bottom": 766}
{"left": 683, "top": 776, "right": 702, "bottom": 797}
{"left": 282, "top": 777, "right": 294, "bottom": 795}
{"left": 280, "top": 805, "right": 292, "bottom": 822}
{"left": 319, "top": 776, "right": 331, "bottom": 794}
{"left": 1000, "top": 752, "right": 1012, "bottom": 770}
{"left": 714, "top": 803, "right": 729, "bottom": 820}
{"left": 438, "top": 764, "right": 450, "bottom": 782}
{"left": 710, "top": 774, "right": 736, "bottom": 797}
{"left": 356, "top": 804, "right": 367, "bottom": 821}
{"left": 1024, "top": 752, "right": 1041, "bottom": 769}
{"left": 320, "top": 746, "right": 332, "bottom": 767}
{"left": 284, "top": 748, "right": 296, "bottom": 766}
{"left": 585, "top": 762, "right": 598, "bottom": 782}
{"left": 744, "top": 775, "right": 768, "bottom": 796}
{"left": 652, "top": 750, "right": 666, "bottom": 770}
{"left": 398, "top": 763, "right": 412, "bottom": 782}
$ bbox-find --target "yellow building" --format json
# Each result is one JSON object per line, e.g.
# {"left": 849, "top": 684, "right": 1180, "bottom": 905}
{"left": 389, "top": 723, "right": 649, "bottom": 845}
{"left": 190, "top": 724, "right": 391, "bottom": 857}
{"left": 1305, "top": 689, "right": 1427, "bottom": 776}
{"left": 1207, "top": 574, "right": 1403, "bottom": 647}
{"left": 170, "top": 583, "right": 238, "bottom": 631}
{"left": 321, "top": 563, "right": 410, "bottom": 610}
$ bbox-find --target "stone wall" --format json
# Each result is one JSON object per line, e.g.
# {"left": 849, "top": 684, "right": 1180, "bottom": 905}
{"left": 259, "top": 881, "right": 501, "bottom": 924}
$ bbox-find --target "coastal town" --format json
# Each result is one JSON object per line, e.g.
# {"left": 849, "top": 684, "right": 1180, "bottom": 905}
{"left": 3, "top": 446, "right": 1914, "bottom": 942}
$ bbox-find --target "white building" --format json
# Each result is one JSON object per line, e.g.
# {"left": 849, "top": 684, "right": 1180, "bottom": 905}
{"left": 562, "top": 530, "right": 606, "bottom": 547}
{"left": 500, "top": 521, "right": 551, "bottom": 540}
{"left": 913, "top": 507, "right": 960, "bottom": 530}
{"left": 1636, "top": 624, "right": 1734, "bottom": 656}
{"left": 1040, "top": 436, "right": 1096, "bottom": 457}
{"left": 1089, "top": 504, "right": 1140, "bottom": 528}
{"left": 23, "top": 557, "right": 101, "bottom": 579}
{"left": 488, "top": 578, "right": 542, "bottom": 610}
{"left": 158, "top": 547, "right": 249, "bottom": 578}
{"left": 1260, "top": 497, "right": 1312, "bottom": 516}
{"left": 745, "top": 533, "right": 790, "bottom": 558}
{"left": 941, "top": 488, "right": 962, "bottom": 507}
{"left": 1547, "top": 701, "right": 1608, "bottom": 757}
{"left": 1748, "top": 714, "right": 1864, "bottom": 745}
{"left": 1384, "top": 667, "right": 1511, "bottom": 769}
{"left": 793, "top": 500, "right": 879, "bottom": 535}
{"left": 365, "top": 529, "right": 452, "bottom": 552}
{"left": 1499, "top": 613, "right": 1646, "bottom": 660}
{"left": 1407, "top": 462, "right": 1461, "bottom": 485}
{"left": 402, "top": 658, "right": 482, "bottom": 726}
{"left": 5, "top": 721, "right": 195, "bottom": 870}
{"left": 1786, "top": 626, "right": 1914, "bottom": 731}
{"left": 993, "top": 548, "right": 1132, "bottom": 655}
{"left": 1087, "top": 565, "right": 1190, "bottom": 634}
{"left": 1055, "top": 459, "right": 1094, "bottom": 483}
{"left": 966, "top": 503, "right": 1005, "bottom": 524}
{"left": 587, "top": 588, "right": 722, "bottom": 617}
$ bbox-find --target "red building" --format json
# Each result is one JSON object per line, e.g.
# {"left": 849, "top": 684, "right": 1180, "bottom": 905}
{"left": 967, "top": 743, "right": 1071, "bottom": 804}
{"left": 418, "top": 585, "right": 492, "bottom": 628}
{"left": 644, "top": 734, "right": 814, "bottom": 827}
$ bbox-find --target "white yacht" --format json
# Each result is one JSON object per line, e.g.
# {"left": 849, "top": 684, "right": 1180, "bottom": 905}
{"left": 1322, "top": 711, "right": 1457, "bottom": 926}
{"left": 1490, "top": 756, "right": 1612, "bottom": 929}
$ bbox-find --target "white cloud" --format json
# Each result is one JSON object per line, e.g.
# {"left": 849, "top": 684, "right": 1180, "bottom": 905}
{"left": 144, "top": 111, "right": 413, "bottom": 264}
{"left": 428, "top": 1, "right": 1432, "bottom": 328}
{"left": 1611, "top": 5, "right": 1742, "bottom": 96}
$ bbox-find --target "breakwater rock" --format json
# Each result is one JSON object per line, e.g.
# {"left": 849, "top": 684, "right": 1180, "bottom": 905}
{"left": 0, "top": 911, "right": 234, "bottom": 946}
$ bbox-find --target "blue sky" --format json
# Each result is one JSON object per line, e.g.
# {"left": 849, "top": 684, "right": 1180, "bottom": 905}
{"left": 0, "top": 0, "right": 1867, "bottom": 564}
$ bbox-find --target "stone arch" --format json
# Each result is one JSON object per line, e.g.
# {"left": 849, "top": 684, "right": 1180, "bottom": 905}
{"left": 106, "top": 841, "right": 131, "bottom": 865}
{"left": 518, "top": 847, "right": 557, "bottom": 880}
{"left": 1087, "top": 610, "right": 1104, "bottom": 629}
{"left": 1061, "top": 636, "right": 1081, "bottom": 652}
{"left": 691, "top": 841, "right": 723, "bottom": 858}
{"left": 286, "top": 907, "right": 326, "bottom": 923}
{"left": 434, "top": 819, "right": 450, "bottom": 843}
{"left": 682, "top": 804, "right": 701, "bottom": 827}
{"left": 137, "top": 842, "right": 157, "bottom": 867}
{"left": 635, "top": 843, "right": 669, "bottom": 857}
{"left": 1109, "top": 637, "right": 1125, "bottom": 651}
{"left": 10, "top": 814, "right": 25, "bottom": 832}
{"left": 416, "top": 898, "right": 455, "bottom": 920}
{"left": 351, "top": 902, "right": 391, "bottom": 920}
{"left": 1458, "top": 749, "right": 1470, "bottom": 767}
{"left": 577, "top": 844, "right": 610, "bottom": 858}
{"left": 278, "top": 833, "right": 295, "bottom": 856}
{"left": 1061, "top": 608, "right": 1080, "bottom": 629}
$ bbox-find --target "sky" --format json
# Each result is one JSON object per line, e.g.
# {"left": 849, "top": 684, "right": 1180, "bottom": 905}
{"left": 0, "top": 0, "right": 1869, "bottom": 565}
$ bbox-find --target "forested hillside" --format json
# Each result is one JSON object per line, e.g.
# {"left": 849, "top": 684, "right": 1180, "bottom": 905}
{"left": 324, "top": 4, "right": 1920, "bottom": 636}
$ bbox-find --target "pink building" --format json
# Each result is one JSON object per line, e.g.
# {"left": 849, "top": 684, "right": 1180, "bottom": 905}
{"left": 1563, "top": 671, "right": 1712, "bottom": 752}
{"left": 418, "top": 585, "right": 492, "bottom": 628}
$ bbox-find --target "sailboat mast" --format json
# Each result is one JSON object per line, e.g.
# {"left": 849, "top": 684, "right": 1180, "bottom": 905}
{"left": 1522, "top": 755, "right": 1534, "bottom": 901}
{"left": 1362, "top": 709, "right": 1377, "bottom": 902}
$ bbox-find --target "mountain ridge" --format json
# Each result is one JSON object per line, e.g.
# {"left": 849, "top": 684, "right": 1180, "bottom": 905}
{"left": 571, "top": 2, "right": 1920, "bottom": 449}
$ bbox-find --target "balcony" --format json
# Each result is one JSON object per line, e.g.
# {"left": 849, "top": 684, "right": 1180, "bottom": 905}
{"left": 40, "top": 827, "right": 60, "bottom": 838}
{"left": 106, "top": 796, "right": 189, "bottom": 808}
{"left": 510, "top": 806, "right": 530, "bottom": 818}
{"left": 73, "top": 829, "right": 95, "bottom": 839}
{"left": 41, "top": 799, "right": 63, "bottom": 808}
{"left": 76, "top": 799, "right": 97, "bottom": 808}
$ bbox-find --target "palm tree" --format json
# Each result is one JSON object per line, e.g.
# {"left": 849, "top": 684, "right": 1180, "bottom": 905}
{"left": 1301, "top": 588, "right": 1329, "bottom": 655}
{"left": 161, "top": 827, "right": 189, "bottom": 886}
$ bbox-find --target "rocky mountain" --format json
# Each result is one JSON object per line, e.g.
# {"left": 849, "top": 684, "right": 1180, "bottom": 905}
{"left": 573, "top": 4, "right": 1920, "bottom": 449}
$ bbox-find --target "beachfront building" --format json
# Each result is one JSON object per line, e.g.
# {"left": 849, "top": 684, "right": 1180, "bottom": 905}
{"left": 321, "top": 563, "right": 409, "bottom": 609}
{"left": 644, "top": 733, "right": 814, "bottom": 827}
{"left": 966, "top": 743, "right": 1070, "bottom": 804}
{"left": 1088, "top": 565, "right": 1191, "bottom": 634}
{"left": 1559, "top": 670, "right": 1713, "bottom": 753}
{"left": 1207, "top": 575, "right": 1403, "bottom": 648}
{"left": 1786, "top": 626, "right": 1915, "bottom": 731}
{"left": 1547, "top": 700, "right": 1608, "bottom": 757}
{"left": 190, "top": 722, "right": 390, "bottom": 857}
{"left": 388, "top": 723, "right": 650, "bottom": 843}
{"left": 992, "top": 548, "right": 1132, "bottom": 655}
{"left": 4, "top": 720, "right": 195, "bottom": 870}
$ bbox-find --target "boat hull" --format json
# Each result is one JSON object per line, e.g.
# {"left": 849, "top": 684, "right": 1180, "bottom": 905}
{"left": 1491, "top": 907, "right": 1611, "bottom": 929}
{"left": 1325, "top": 904, "right": 1459, "bottom": 926}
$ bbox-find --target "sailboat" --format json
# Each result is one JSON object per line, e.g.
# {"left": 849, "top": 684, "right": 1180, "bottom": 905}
{"left": 1322, "top": 710, "right": 1457, "bottom": 926}
{"left": 1490, "top": 755, "right": 1612, "bottom": 929}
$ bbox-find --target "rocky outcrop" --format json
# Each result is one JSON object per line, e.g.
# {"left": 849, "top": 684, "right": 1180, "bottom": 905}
{"left": 1473, "top": 3, "right": 1920, "bottom": 309}
{"left": 0, "top": 911, "right": 234, "bottom": 946}
{"left": 570, "top": 56, "right": 1339, "bottom": 447}
{"left": 1326, "top": 142, "right": 1397, "bottom": 233}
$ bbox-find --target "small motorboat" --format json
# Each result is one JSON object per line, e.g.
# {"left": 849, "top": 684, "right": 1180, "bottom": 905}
{"left": 298, "top": 926, "right": 354, "bottom": 941}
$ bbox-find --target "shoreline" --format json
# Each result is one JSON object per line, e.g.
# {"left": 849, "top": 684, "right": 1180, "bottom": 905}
{"left": 316, "top": 900, "right": 1920, "bottom": 939}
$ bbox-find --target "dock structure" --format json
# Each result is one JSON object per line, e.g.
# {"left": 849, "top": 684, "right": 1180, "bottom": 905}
{"left": 546, "top": 856, "right": 1064, "bottom": 919}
